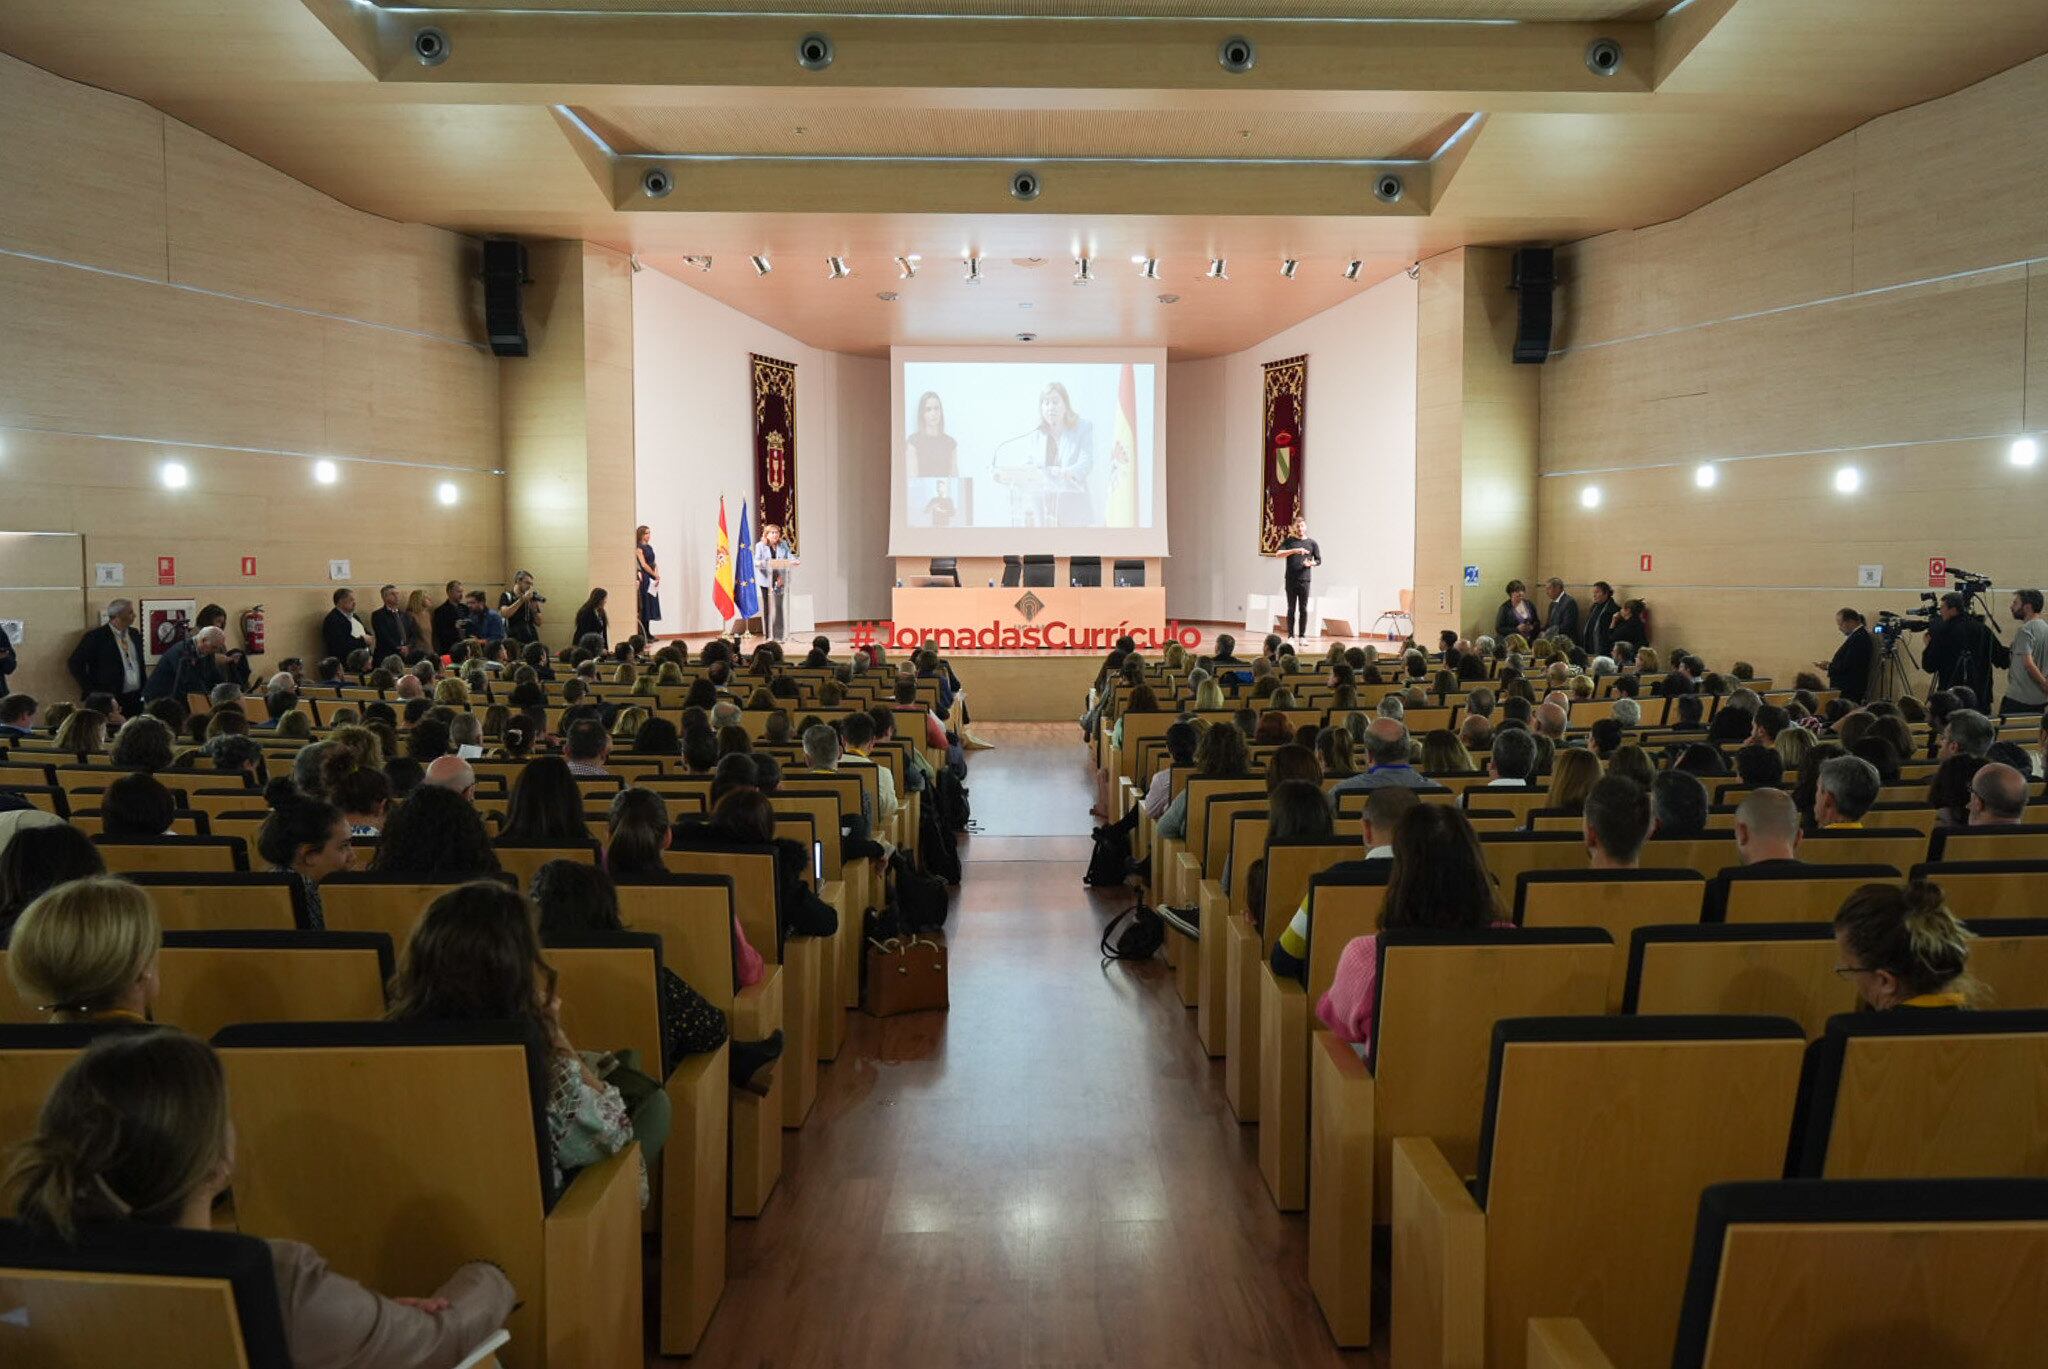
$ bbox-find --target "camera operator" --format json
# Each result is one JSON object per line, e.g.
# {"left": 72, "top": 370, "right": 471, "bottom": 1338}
{"left": 1991, "top": 588, "right": 2048, "bottom": 718}
{"left": 499, "top": 569, "right": 545, "bottom": 646}
{"left": 1921, "top": 591, "right": 1995, "bottom": 709}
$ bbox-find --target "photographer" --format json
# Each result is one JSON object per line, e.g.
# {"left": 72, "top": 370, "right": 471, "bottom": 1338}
{"left": 1921, "top": 591, "right": 1995, "bottom": 708}
{"left": 498, "top": 569, "right": 544, "bottom": 646}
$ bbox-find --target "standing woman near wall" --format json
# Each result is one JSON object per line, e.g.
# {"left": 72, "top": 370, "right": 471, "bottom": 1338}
{"left": 635, "top": 525, "right": 662, "bottom": 639}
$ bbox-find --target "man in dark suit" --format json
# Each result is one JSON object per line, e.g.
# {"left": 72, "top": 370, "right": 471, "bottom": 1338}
{"left": 67, "top": 598, "right": 148, "bottom": 718}
{"left": 1541, "top": 576, "right": 1581, "bottom": 643}
{"left": 431, "top": 579, "right": 467, "bottom": 657}
{"left": 370, "top": 583, "right": 412, "bottom": 662}
{"left": 1700, "top": 789, "right": 1805, "bottom": 921}
{"left": 322, "top": 588, "right": 367, "bottom": 665}
{"left": 1580, "top": 580, "right": 1619, "bottom": 655}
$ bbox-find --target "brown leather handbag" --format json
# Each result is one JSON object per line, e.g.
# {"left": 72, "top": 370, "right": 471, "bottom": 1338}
{"left": 864, "top": 935, "right": 950, "bottom": 1017}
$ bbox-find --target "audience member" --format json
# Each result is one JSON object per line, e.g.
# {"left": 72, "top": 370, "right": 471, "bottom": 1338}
{"left": 1966, "top": 762, "right": 2028, "bottom": 826}
{"left": 0, "top": 825, "right": 106, "bottom": 942}
{"left": 1485, "top": 727, "right": 1538, "bottom": 787}
{"left": 5, "top": 877, "right": 159, "bottom": 1023}
{"left": 1651, "top": 768, "right": 1710, "bottom": 838}
{"left": 1814, "top": 754, "right": 1881, "bottom": 828}
{"left": 373, "top": 786, "right": 499, "bottom": 879}
{"left": 1733, "top": 742, "right": 1786, "bottom": 789}
{"left": 1546, "top": 748, "right": 1602, "bottom": 817}
{"left": 563, "top": 718, "right": 611, "bottom": 777}
{"left": 1332, "top": 720, "right": 1429, "bottom": 793}
{"left": 500, "top": 756, "right": 587, "bottom": 843}
{"left": 422, "top": 755, "right": 478, "bottom": 802}
{"left": 1268, "top": 785, "right": 1416, "bottom": 986}
{"left": 1584, "top": 775, "right": 1651, "bottom": 868}
{"left": 1832, "top": 880, "right": 1976, "bottom": 1010}
{"left": 98, "top": 773, "right": 176, "bottom": 839}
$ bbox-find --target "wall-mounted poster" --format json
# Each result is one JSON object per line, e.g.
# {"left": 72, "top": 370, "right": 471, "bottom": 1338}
{"left": 141, "top": 599, "right": 197, "bottom": 662}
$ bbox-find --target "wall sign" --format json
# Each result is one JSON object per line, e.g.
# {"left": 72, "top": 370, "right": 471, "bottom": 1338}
{"left": 0, "top": 620, "right": 22, "bottom": 648}
{"left": 156, "top": 555, "right": 176, "bottom": 586}
{"left": 1858, "top": 564, "right": 1884, "bottom": 588}
{"left": 241, "top": 556, "right": 258, "bottom": 577}
{"left": 1638, "top": 553, "right": 1654, "bottom": 573}
{"left": 328, "top": 559, "right": 352, "bottom": 581}
{"left": 1927, "top": 556, "right": 1948, "bottom": 588}
{"left": 94, "top": 562, "right": 125, "bottom": 588}
{"left": 1462, "top": 565, "right": 1481, "bottom": 587}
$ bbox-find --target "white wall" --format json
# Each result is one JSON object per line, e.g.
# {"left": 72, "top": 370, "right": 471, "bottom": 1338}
{"left": 633, "top": 269, "right": 891, "bottom": 634}
{"left": 1165, "top": 271, "right": 1419, "bottom": 628}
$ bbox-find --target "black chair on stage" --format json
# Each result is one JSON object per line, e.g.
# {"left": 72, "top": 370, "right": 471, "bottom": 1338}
{"left": 1113, "top": 560, "right": 1146, "bottom": 587}
{"left": 1022, "top": 555, "right": 1056, "bottom": 588}
{"left": 928, "top": 558, "right": 960, "bottom": 587}
{"left": 1001, "top": 555, "right": 1023, "bottom": 588}
{"left": 1069, "top": 557, "right": 1102, "bottom": 588}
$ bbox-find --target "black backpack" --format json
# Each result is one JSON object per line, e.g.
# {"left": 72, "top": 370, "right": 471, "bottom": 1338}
{"left": 1100, "top": 903, "right": 1165, "bottom": 961}
{"left": 1083, "top": 823, "right": 1133, "bottom": 887}
{"left": 918, "top": 794, "right": 962, "bottom": 885}
{"left": 936, "top": 769, "right": 971, "bottom": 831}
{"left": 889, "top": 850, "right": 951, "bottom": 932}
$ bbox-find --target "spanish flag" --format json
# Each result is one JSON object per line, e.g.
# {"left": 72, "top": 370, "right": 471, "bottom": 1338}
{"left": 1106, "top": 361, "right": 1138, "bottom": 528}
{"left": 711, "top": 496, "right": 737, "bottom": 620}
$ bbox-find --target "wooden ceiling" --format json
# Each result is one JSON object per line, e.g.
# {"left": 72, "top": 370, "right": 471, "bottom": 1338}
{"left": 1, "top": 1, "right": 2044, "bottom": 358}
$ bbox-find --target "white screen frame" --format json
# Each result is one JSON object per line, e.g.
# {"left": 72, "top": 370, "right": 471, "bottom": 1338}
{"left": 888, "top": 345, "right": 1169, "bottom": 558}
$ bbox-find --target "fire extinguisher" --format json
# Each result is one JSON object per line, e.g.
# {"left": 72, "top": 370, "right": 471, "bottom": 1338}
{"left": 240, "top": 605, "right": 266, "bottom": 657}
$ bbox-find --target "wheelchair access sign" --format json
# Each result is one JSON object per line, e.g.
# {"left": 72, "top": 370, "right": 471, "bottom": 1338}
{"left": 1463, "top": 565, "right": 1481, "bottom": 586}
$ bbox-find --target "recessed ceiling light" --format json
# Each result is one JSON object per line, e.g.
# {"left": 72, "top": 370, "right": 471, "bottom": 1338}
{"left": 2010, "top": 436, "right": 2040, "bottom": 467}
{"left": 1579, "top": 485, "right": 1602, "bottom": 509}
{"left": 1141, "top": 258, "right": 1160, "bottom": 280}
{"left": 1157, "top": 293, "right": 1180, "bottom": 304}
{"left": 827, "top": 256, "right": 850, "bottom": 279}
{"left": 749, "top": 254, "right": 771, "bottom": 276}
{"left": 436, "top": 481, "right": 459, "bottom": 506}
{"left": 1281, "top": 259, "right": 1298, "bottom": 279}
{"left": 313, "top": 460, "right": 339, "bottom": 485}
{"left": 1693, "top": 463, "right": 1717, "bottom": 489}
{"left": 876, "top": 291, "right": 899, "bottom": 302}
{"left": 1206, "top": 258, "right": 1228, "bottom": 280}
{"left": 1343, "top": 260, "right": 1362, "bottom": 281}
{"left": 160, "top": 461, "right": 189, "bottom": 490}
{"left": 1834, "top": 466, "right": 1862, "bottom": 494}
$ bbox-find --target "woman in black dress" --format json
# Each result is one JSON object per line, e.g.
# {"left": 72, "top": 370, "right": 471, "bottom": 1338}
{"left": 573, "top": 588, "right": 609, "bottom": 650}
{"left": 634, "top": 524, "right": 661, "bottom": 638}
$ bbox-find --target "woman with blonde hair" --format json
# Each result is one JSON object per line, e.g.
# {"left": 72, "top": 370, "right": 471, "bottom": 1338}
{"left": 1833, "top": 880, "right": 1979, "bottom": 1010}
{"left": 614, "top": 661, "right": 638, "bottom": 688}
{"left": 1775, "top": 722, "right": 1815, "bottom": 771}
{"left": 431, "top": 676, "right": 468, "bottom": 708}
{"left": 1163, "top": 640, "right": 1188, "bottom": 674}
{"left": 1192, "top": 677, "right": 1226, "bottom": 713}
{"left": 5, "top": 1029, "right": 517, "bottom": 1358}
{"left": 630, "top": 672, "right": 660, "bottom": 698}
{"left": 1546, "top": 748, "right": 1603, "bottom": 816}
{"left": 272, "top": 709, "right": 313, "bottom": 741}
{"left": 53, "top": 708, "right": 107, "bottom": 757}
{"left": 1568, "top": 674, "right": 1595, "bottom": 700}
{"left": 402, "top": 588, "right": 434, "bottom": 656}
{"left": 1635, "top": 646, "right": 1662, "bottom": 675}
{"left": 5, "top": 876, "right": 160, "bottom": 1024}
{"left": 655, "top": 660, "right": 685, "bottom": 688}
{"left": 610, "top": 705, "right": 649, "bottom": 743}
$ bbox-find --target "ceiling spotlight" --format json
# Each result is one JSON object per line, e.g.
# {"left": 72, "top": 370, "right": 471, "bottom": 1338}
{"left": 1693, "top": 463, "right": 1718, "bottom": 489}
{"left": 749, "top": 254, "right": 772, "bottom": 277}
{"left": 160, "top": 461, "right": 189, "bottom": 490}
{"left": 313, "top": 460, "right": 339, "bottom": 485}
{"left": 895, "top": 255, "right": 919, "bottom": 279}
{"left": 1579, "top": 485, "right": 1603, "bottom": 509}
{"left": 1281, "top": 259, "right": 1299, "bottom": 279}
{"left": 680, "top": 255, "right": 712, "bottom": 272}
{"left": 1141, "top": 258, "right": 1160, "bottom": 280}
{"left": 436, "top": 481, "right": 459, "bottom": 506}
{"left": 2010, "top": 436, "right": 2040, "bottom": 467}
{"left": 1834, "top": 466, "right": 1862, "bottom": 494}
{"left": 1343, "top": 260, "right": 1363, "bottom": 281}
{"left": 827, "top": 256, "right": 850, "bottom": 279}
{"left": 1073, "top": 256, "right": 1094, "bottom": 286}
{"left": 1206, "top": 258, "right": 1228, "bottom": 281}
{"left": 964, "top": 256, "right": 983, "bottom": 284}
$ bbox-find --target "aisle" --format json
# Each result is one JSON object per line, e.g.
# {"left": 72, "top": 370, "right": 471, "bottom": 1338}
{"left": 671, "top": 727, "right": 1371, "bottom": 1366}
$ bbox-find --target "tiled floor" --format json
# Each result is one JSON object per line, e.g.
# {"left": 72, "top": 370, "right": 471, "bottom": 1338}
{"left": 662, "top": 725, "right": 1374, "bottom": 1366}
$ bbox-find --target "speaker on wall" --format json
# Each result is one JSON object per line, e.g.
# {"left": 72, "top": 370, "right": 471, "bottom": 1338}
{"left": 1508, "top": 247, "right": 1556, "bottom": 365}
{"left": 481, "top": 239, "right": 530, "bottom": 358}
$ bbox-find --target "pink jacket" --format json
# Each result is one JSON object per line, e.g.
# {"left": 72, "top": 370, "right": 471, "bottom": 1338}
{"left": 735, "top": 915, "right": 765, "bottom": 987}
{"left": 1316, "top": 922, "right": 1515, "bottom": 1059}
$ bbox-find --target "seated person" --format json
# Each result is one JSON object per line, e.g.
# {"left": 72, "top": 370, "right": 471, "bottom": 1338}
{"left": 1702, "top": 788, "right": 1806, "bottom": 920}
{"left": 530, "top": 859, "right": 782, "bottom": 1093}
{"left": 388, "top": 880, "right": 663, "bottom": 1204}
{"left": 670, "top": 785, "right": 838, "bottom": 946}
{"left": 1270, "top": 785, "right": 1414, "bottom": 985}
{"left": 1316, "top": 806, "right": 1511, "bottom": 1059}
{"left": 0, "top": 825, "right": 106, "bottom": 942}
{"left": 98, "top": 772, "right": 178, "bottom": 839}
{"left": 1584, "top": 775, "right": 1652, "bottom": 869}
{"left": 9, "top": 1029, "right": 516, "bottom": 1365}
{"left": 1832, "top": 879, "right": 1976, "bottom": 1011}
{"left": 1650, "top": 768, "right": 1710, "bottom": 839}
{"left": 1241, "top": 780, "right": 1335, "bottom": 930}
{"left": 5, "top": 876, "right": 158, "bottom": 1024}
{"left": 607, "top": 787, "right": 769, "bottom": 991}
{"left": 1733, "top": 742, "right": 1786, "bottom": 790}
{"left": 1482, "top": 725, "right": 1538, "bottom": 788}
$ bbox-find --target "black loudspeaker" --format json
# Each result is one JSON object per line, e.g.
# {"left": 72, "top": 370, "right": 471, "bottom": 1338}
{"left": 481, "top": 239, "right": 530, "bottom": 358}
{"left": 1508, "top": 247, "right": 1556, "bottom": 365}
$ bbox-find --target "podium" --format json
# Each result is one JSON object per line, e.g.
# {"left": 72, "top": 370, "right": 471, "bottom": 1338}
{"left": 755, "top": 556, "right": 799, "bottom": 641}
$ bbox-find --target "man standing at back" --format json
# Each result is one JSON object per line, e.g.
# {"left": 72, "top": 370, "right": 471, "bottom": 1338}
{"left": 431, "top": 580, "right": 467, "bottom": 657}
{"left": 370, "top": 584, "right": 412, "bottom": 663}
{"left": 322, "top": 589, "right": 367, "bottom": 665}
{"left": 1541, "top": 577, "right": 1580, "bottom": 644}
{"left": 1580, "top": 581, "right": 1618, "bottom": 655}
{"left": 1994, "top": 588, "right": 2048, "bottom": 718}
{"left": 69, "top": 598, "right": 148, "bottom": 720}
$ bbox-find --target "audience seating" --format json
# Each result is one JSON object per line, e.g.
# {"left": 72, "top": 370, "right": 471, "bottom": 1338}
{"left": 1309, "top": 929, "right": 1613, "bottom": 1347}
{"left": 1967, "top": 918, "right": 2048, "bottom": 1009}
{"left": 1477, "top": 834, "right": 1594, "bottom": 889}
{"left": 123, "top": 872, "right": 306, "bottom": 931}
{"left": 1624, "top": 924, "right": 1851, "bottom": 1036}
{"left": 150, "top": 931, "right": 392, "bottom": 1040}
{"left": 492, "top": 839, "right": 602, "bottom": 888}
{"left": 0, "top": 1024, "right": 145, "bottom": 1152}
{"left": 1711, "top": 862, "right": 1901, "bottom": 924}
{"left": 92, "top": 835, "right": 248, "bottom": 875}
{"left": 1515, "top": 870, "right": 1706, "bottom": 1010}
{"left": 1786, "top": 1010, "right": 2048, "bottom": 1180}
{"left": 1223, "top": 833, "right": 1353, "bottom": 1122}
{"left": 1931, "top": 824, "right": 2048, "bottom": 863}
{"left": 1391, "top": 1016, "right": 1805, "bottom": 1369}
{"left": 1527, "top": 1178, "right": 2048, "bottom": 1369}
{"left": 215, "top": 1020, "right": 641, "bottom": 1369}
{"left": 0, "top": 1221, "right": 297, "bottom": 1369}
{"left": 1912, "top": 859, "right": 2048, "bottom": 920}
{"left": 320, "top": 872, "right": 516, "bottom": 951}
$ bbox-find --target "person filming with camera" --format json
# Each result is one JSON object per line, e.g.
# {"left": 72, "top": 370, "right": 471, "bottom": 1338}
{"left": 1992, "top": 588, "right": 2048, "bottom": 718}
{"left": 499, "top": 569, "right": 545, "bottom": 646}
{"left": 1921, "top": 590, "right": 1996, "bottom": 709}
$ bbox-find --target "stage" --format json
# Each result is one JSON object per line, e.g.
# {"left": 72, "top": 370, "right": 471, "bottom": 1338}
{"left": 657, "top": 621, "right": 1395, "bottom": 721}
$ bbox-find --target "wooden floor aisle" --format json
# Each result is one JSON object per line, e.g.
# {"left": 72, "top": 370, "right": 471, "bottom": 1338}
{"left": 666, "top": 724, "right": 1374, "bottom": 1367}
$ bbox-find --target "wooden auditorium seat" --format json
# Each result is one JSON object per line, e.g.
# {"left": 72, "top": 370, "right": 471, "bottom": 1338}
{"left": 1514, "top": 869, "right": 1706, "bottom": 1010}
{"left": 92, "top": 835, "right": 248, "bottom": 875}
{"left": 1911, "top": 859, "right": 2048, "bottom": 920}
{"left": 492, "top": 839, "right": 602, "bottom": 888}
{"left": 1710, "top": 862, "right": 1900, "bottom": 923}
{"left": 1931, "top": 823, "right": 2048, "bottom": 863}
{"left": 1308, "top": 929, "right": 1613, "bottom": 1348}
{"left": 1967, "top": 918, "right": 2048, "bottom": 1009}
{"left": 320, "top": 872, "right": 517, "bottom": 952}
{"left": 1623, "top": 924, "right": 1852, "bottom": 1036}
{"left": 1391, "top": 1016, "right": 1805, "bottom": 1369}
{"left": 124, "top": 872, "right": 306, "bottom": 932}
{"left": 1786, "top": 1010, "right": 2048, "bottom": 1180}
{"left": 214, "top": 1020, "right": 641, "bottom": 1369}
{"left": 1528, "top": 1178, "right": 2048, "bottom": 1369}
{"left": 1222, "top": 831, "right": 1352, "bottom": 1123}
{"left": 1797, "top": 828, "right": 1931, "bottom": 870}
{"left": 150, "top": 931, "right": 392, "bottom": 1040}
{"left": 0, "top": 1222, "right": 304, "bottom": 1369}
{"left": 0, "top": 1025, "right": 140, "bottom": 1148}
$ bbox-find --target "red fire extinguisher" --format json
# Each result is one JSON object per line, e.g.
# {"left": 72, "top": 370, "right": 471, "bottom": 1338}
{"left": 240, "top": 605, "right": 266, "bottom": 657}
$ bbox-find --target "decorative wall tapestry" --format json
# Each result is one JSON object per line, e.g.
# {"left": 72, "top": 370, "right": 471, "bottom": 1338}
{"left": 1259, "top": 354, "right": 1308, "bottom": 552}
{"left": 751, "top": 354, "right": 799, "bottom": 545}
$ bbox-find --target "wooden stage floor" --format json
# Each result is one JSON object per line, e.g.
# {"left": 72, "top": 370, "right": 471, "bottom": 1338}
{"left": 653, "top": 725, "right": 1377, "bottom": 1367}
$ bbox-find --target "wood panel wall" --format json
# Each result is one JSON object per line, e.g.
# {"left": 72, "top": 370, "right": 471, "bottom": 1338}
{"left": 1538, "top": 54, "right": 2048, "bottom": 686}
{"left": 0, "top": 52, "right": 503, "bottom": 702}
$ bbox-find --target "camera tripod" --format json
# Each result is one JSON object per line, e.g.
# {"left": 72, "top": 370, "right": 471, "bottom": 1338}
{"left": 1871, "top": 631, "right": 1919, "bottom": 704}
